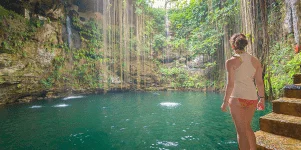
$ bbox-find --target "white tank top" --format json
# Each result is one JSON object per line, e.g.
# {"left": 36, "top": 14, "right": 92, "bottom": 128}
{"left": 230, "top": 53, "right": 258, "bottom": 100}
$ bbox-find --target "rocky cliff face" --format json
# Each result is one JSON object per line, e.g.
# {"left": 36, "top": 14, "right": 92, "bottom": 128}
{"left": 0, "top": 0, "right": 157, "bottom": 105}
{"left": 0, "top": 3, "right": 66, "bottom": 104}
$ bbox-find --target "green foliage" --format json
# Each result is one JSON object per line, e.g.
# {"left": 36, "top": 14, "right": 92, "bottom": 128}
{"left": 72, "top": 17, "right": 102, "bottom": 41}
{"left": 0, "top": 6, "right": 38, "bottom": 54}
{"left": 0, "top": 5, "right": 23, "bottom": 19}
{"left": 0, "top": 76, "right": 4, "bottom": 84}
{"left": 40, "top": 77, "right": 54, "bottom": 89}
{"left": 264, "top": 39, "right": 301, "bottom": 98}
{"left": 73, "top": 48, "right": 102, "bottom": 60}
{"left": 167, "top": 0, "right": 239, "bottom": 90}
{"left": 30, "top": 18, "right": 44, "bottom": 28}
{"left": 146, "top": 8, "right": 165, "bottom": 33}
{"left": 169, "top": 0, "right": 238, "bottom": 55}
{"left": 160, "top": 67, "right": 204, "bottom": 89}
{"left": 153, "top": 34, "right": 166, "bottom": 51}
{"left": 65, "top": 16, "right": 104, "bottom": 89}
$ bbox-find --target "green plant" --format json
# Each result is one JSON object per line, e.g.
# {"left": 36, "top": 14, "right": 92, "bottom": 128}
{"left": 264, "top": 39, "right": 300, "bottom": 98}
{"left": 160, "top": 67, "right": 204, "bottom": 89}
{"left": 40, "top": 77, "right": 54, "bottom": 89}
{"left": 0, "top": 76, "right": 4, "bottom": 84}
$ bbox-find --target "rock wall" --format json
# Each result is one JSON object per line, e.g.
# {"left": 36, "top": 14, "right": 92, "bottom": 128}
{"left": 0, "top": 0, "right": 158, "bottom": 105}
{"left": 0, "top": 4, "right": 66, "bottom": 104}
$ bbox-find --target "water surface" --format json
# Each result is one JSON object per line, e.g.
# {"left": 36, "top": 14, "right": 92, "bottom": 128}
{"left": 0, "top": 91, "right": 272, "bottom": 150}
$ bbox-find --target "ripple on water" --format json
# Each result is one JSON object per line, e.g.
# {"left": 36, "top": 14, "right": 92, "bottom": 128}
{"left": 225, "top": 141, "right": 237, "bottom": 144}
{"left": 52, "top": 104, "right": 70, "bottom": 108}
{"left": 153, "top": 92, "right": 160, "bottom": 95}
{"left": 150, "top": 141, "right": 178, "bottom": 149}
{"left": 181, "top": 135, "right": 196, "bottom": 141}
{"left": 69, "top": 132, "right": 90, "bottom": 144}
{"left": 156, "top": 141, "right": 178, "bottom": 147}
{"left": 63, "top": 96, "right": 84, "bottom": 100}
{"left": 218, "top": 140, "right": 237, "bottom": 145}
{"left": 159, "top": 102, "right": 181, "bottom": 108}
{"left": 29, "top": 105, "right": 43, "bottom": 108}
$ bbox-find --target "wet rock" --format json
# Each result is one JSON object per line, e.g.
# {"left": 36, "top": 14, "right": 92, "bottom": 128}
{"left": 62, "top": 25, "right": 81, "bottom": 49}
{"left": 0, "top": 63, "right": 26, "bottom": 76}
{"left": 37, "top": 48, "right": 55, "bottom": 67}
{"left": 187, "top": 55, "right": 205, "bottom": 68}
{"left": 179, "top": 57, "right": 186, "bottom": 63}
{"left": 45, "top": 91, "right": 56, "bottom": 99}
{"left": 74, "top": 0, "right": 103, "bottom": 13}
{"left": 69, "top": 10, "right": 79, "bottom": 18}
{"left": 37, "top": 15, "right": 48, "bottom": 21}
{"left": 79, "top": 17, "right": 85, "bottom": 22}
{"left": 24, "top": 8, "right": 30, "bottom": 19}
{"left": 34, "top": 23, "right": 59, "bottom": 44}
{"left": 72, "top": 31, "right": 81, "bottom": 49}
{"left": 18, "top": 96, "right": 34, "bottom": 103}
{"left": 0, "top": 54, "right": 15, "bottom": 69}
{"left": 46, "top": 4, "right": 64, "bottom": 20}
{"left": 34, "top": 1, "right": 51, "bottom": 16}
{"left": 111, "top": 77, "right": 121, "bottom": 84}
{"left": 94, "top": 12, "right": 102, "bottom": 21}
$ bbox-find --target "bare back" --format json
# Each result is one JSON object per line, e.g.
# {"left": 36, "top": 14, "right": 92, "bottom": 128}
{"left": 227, "top": 53, "right": 262, "bottom": 100}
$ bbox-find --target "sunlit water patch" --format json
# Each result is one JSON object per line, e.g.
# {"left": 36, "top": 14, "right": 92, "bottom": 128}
{"left": 63, "top": 96, "right": 84, "bottom": 100}
{"left": 159, "top": 102, "right": 181, "bottom": 108}
{"left": 29, "top": 105, "right": 43, "bottom": 108}
{"left": 150, "top": 140, "right": 179, "bottom": 149}
{"left": 52, "top": 104, "right": 70, "bottom": 108}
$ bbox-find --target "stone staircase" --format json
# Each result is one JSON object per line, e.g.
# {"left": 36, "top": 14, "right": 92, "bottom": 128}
{"left": 255, "top": 73, "right": 301, "bottom": 150}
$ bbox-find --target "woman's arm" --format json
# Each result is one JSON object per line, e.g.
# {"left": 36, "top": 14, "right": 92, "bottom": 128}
{"left": 254, "top": 59, "right": 264, "bottom": 98}
{"left": 223, "top": 59, "right": 235, "bottom": 103}
{"left": 254, "top": 58, "right": 265, "bottom": 110}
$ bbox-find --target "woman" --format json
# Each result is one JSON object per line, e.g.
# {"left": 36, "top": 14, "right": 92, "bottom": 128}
{"left": 220, "top": 33, "right": 265, "bottom": 150}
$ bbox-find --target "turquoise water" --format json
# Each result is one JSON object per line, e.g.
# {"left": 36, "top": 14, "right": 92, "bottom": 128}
{"left": 0, "top": 91, "right": 272, "bottom": 150}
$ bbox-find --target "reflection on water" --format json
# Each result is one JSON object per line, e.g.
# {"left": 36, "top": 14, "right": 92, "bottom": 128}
{"left": 159, "top": 102, "right": 181, "bottom": 108}
{"left": 52, "top": 104, "right": 70, "bottom": 108}
{"left": 63, "top": 96, "right": 84, "bottom": 100}
{"left": 29, "top": 105, "right": 43, "bottom": 108}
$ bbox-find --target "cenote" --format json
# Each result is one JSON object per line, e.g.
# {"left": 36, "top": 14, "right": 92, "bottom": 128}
{"left": 0, "top": 91, "right": 272, "bottom": 150}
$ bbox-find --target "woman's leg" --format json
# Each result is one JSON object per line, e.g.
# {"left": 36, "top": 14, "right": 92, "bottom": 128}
{"left": 229, "top": 98, "right": 249, "bottom": 150}
{"left": 244, "top": 104, "right": 257, "bottom": 150}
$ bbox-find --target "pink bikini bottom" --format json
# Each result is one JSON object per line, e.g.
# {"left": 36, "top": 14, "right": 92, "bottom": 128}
{"left": 237, "top": 98, "right": 257, "bottom": 108}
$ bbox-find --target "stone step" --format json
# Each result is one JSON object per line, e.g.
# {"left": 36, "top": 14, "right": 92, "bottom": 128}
{"left": 255, "top": 130, "right": 301, "bottom": 150}
{"left": 273, "top": 98, "right": 301, "bottom": 117}
{"left": 260, "top": 113, "right": 301, "bottom": 140}
{"left": 283, "top": 84, "right": 301, "bottom": 99}
{"left": 293, "top": 74, "right": 301, "bottom": 84}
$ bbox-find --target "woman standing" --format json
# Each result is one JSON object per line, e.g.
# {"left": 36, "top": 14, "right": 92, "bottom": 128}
{"left": 220, "top": 33, "right": 265, "bottom": 150}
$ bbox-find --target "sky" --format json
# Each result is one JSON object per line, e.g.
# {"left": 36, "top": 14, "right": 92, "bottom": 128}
{"left": 151, "top": 0, "right": 189, "bottom": 9}
{"left": 152, "top": 0, "right": 166, "bottom": 8}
